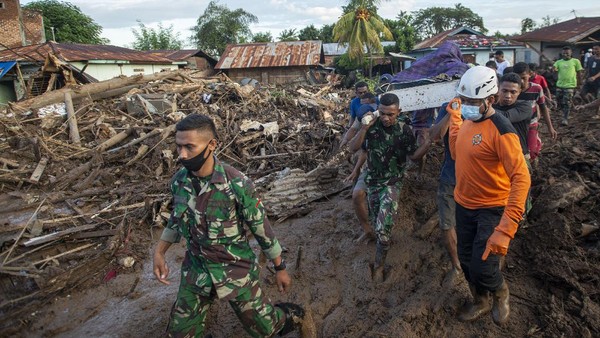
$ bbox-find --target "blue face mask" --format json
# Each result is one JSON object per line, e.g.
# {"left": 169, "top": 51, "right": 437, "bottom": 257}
{"left": 461, "top": 104, "right": 483, "bottom": 121}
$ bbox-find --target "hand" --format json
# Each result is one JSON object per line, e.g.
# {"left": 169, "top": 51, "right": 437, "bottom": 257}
{"left": 447, "top": 97, "right": 461, "bottom": 116}
{"left": 481, "top": 230, "right": 512, "bottom": 261}
{"left": 276, "top": 270, "right": 291, "bottom": 293}
{"left": 361, "top": 112, "right": 377, "bottom": 129}
{"left": 548, "top": 126, "right": 558, "bottom": 140}
{"left": 153, "top": 252, "right": 170, "bottom": 285}
{"left": 344, "top": 170, "right": 359, "bottom": 183}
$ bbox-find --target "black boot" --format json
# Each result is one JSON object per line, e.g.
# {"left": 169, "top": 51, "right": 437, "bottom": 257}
{"left": 372, "top": 242, "right": 387, "bottom": 282}
{"left": 276, "top": 303, "right": 305, "bottom": 336}
{"left": 458, "top": 283, "right": 492, "bottom": 322}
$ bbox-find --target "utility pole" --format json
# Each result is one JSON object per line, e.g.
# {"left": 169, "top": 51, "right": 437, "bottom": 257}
{"left": 51, "top": 27, "right": 56, "bottom": 41}
{"left": 571, "top": 9, "right": 578, "bottom": 18}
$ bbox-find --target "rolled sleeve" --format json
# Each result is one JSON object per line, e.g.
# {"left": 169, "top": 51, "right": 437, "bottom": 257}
{"left": 160, "top": 227, "right": 181, "bottom": 243}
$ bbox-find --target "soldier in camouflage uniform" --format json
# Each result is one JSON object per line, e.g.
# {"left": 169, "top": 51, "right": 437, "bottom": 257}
{"left": 153, "top": 114, "right": 304, "bottom": 337}
{"left": 349, "top": 93, "right": 432, "bottom": 282}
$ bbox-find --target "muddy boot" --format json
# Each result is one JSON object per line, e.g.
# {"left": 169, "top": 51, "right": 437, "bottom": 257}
{"left": 372, "top": 243, "right": 387, "bottom": 283}
{"left": 276, "top": 302, "right": 305, "bottom": 336}
{"left": 458, "top": 284, "right": 492, "bottom": 322}
{"left": 492, "top": 281, "right": 510, "bottom": 325}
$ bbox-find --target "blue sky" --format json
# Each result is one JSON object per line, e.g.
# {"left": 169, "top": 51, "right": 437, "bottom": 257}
{"left": 20, "top": 0, "right": 600, "bottom": 48}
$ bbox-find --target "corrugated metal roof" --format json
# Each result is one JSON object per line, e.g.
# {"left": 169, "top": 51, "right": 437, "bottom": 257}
{"left": 146, "top": 49, "right": 217, "bottom": 63}
{"left": 514, "top": 17, "right": 600, "bottom": 43}
{"left": 215, "top": 40, "right": 324, "bottom": 70}
{"left": 412, "top": 26, "right": 520, "bottom": 51}
{"left": 0, "top": 41, "right": 174, "bottom": 64}
{"left": 322, "top": 41, "right": 395, "bottom": 56}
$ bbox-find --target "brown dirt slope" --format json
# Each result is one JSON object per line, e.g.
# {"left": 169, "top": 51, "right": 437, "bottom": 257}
{"left": 2, "top": 102, "right": 600, "bottom": 337}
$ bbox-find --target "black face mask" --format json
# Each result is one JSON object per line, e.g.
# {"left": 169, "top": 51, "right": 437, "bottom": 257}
{"left": 179, "top": 143, "right": 212, "bottom": 172}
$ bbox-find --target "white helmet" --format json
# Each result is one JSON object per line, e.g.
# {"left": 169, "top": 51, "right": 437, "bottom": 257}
{"left": 456, "top": 66, "right": 498, "bottom": 99}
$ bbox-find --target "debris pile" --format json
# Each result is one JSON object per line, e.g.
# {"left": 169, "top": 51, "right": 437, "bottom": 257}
{"left": 0, "top": 70, "right": 351, "bottom": 312}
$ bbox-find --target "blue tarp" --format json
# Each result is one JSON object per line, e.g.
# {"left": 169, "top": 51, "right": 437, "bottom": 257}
{"left": 0, "top": 61, "right": 17, "bottom": 80}
{"left": 391, "top": 41, "right": 469, "bottom": 83}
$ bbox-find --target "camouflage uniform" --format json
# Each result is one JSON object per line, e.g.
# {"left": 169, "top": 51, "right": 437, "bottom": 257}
{"left": 160, "top": 157, "right": 286, "bottom": 338}
{"left": 363, "top": 117, "right": 417, "bottom": 249}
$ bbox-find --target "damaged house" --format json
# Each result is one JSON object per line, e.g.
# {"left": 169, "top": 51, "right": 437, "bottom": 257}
{"left": 408, "top": 27, "right": 525, "bottom": 66}
{"left": 215, "top": 40, "right": 326, "bottom": 85}
{"left": 514, "top": 17, "right": 600, "bottom": 65}
{"left": 0, "top": 41, "right": 184, "bottom": 105}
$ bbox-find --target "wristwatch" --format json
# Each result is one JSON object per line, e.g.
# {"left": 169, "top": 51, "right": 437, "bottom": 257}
{"left": 273, "top": 259, "right": 286, "bottom": 271}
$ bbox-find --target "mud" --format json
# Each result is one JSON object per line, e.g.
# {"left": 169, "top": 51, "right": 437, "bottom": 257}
{"left": 4, "top": 106, "right": 600, "bottom": 337}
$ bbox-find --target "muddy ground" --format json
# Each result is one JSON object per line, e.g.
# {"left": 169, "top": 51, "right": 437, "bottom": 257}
{"left": 4, "top": 104, "right": 600, "bottom": 338}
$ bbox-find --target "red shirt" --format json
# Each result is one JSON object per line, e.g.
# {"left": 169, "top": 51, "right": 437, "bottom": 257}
{"left": 531, "top": 74, "right": 549, "bottom": 91}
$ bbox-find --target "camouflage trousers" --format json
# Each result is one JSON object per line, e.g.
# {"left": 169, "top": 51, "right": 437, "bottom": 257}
{"left": 556, "top": 88, "right": 575, "bottom": 119}
{"left": 367, "top": 182, "right": 402, "bottom": 250}
{"left": 166, "top": 259, "right": 285, "bottom": 338}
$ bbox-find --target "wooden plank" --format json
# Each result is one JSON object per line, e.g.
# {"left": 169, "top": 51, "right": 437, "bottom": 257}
{"left": 0, "top": 157, "right": 19, "bottom": 168}
{"left": 64, "top": 92, "right": 81, "bottom": 145}
{"left": 23, "top": 224, "right": 97, "bottom": 247}
{"left": 28, "top": 157, "right": 48, "bottom": 184}
{"left": 73, "top": 229, "right": 118, "bottom": 239}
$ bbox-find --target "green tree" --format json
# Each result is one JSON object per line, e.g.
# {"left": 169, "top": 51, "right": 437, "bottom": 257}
{"left": 298, "top": 25, "right": 320, "bottom": 41}
{"left": 412, "top": 3, "right": 487, "bottom": 40}
{"left": 521, "top": 18, "right": 536, "bottom": 34}
{"left": 319, "top": 24, "right": 335, "bottom": 43}
{"left": 131, "top": 21, "right": 183, "bottom": 50}
{"left": 23, "top": 0, "right": 108, "bottom": 44}
{"left": 493, "top": 31, "right": 510, "bottom": 39}
{"left": 191, "top": 0, "right": 257, "bottom": 57}
{"left": 278, "top": 29, "right": 298, "bottom": 42}
{"left": 540, "top": 15, "right": 560, "bottom": 27}
{"left": 252, "top": 31, "right": 273, "bottom": 43}
{"left": 333, "top": 0, "right": 393, "bottom": 62}
{"left": 383, "top": 11, "right": 416, "bottom": 53}
{"left": 333, "top": 53, "right": 368, "bottom": 75}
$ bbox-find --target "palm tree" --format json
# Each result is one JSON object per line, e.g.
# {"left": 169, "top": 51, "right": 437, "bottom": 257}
{"left": 278, "top": 28, "right": 298, "bottom": 42}
{"left": 333, "top": 0, "right": 392, "bottom": 63}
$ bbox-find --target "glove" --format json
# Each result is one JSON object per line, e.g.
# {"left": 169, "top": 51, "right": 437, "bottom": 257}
{"left": 482, "top": 229, "right": 512, "bottom": 261}
{"left": 447, "top": 98, "right": 462, "bottom": 116}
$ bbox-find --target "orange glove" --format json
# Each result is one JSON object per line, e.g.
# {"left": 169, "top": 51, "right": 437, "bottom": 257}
{"left": 447, "top": 97, "right": 462, "bottom": 116}
{"left": 482, "top": 214, "right": 519, "bottom": 260}
{"left": 481, "top": 229, "right": 512, "bottom": 260}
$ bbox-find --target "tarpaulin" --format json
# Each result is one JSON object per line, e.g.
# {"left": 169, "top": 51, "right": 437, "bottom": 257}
{"left": 391, "top": 42, "right": 469, "bottom": 83}
{"left": 0, "top": 61, "right": 17, "bottom": 80}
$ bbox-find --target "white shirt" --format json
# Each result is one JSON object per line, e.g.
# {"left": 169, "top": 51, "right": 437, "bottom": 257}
{"left": 495, "top": 60, "right": 511, "bottom": 76}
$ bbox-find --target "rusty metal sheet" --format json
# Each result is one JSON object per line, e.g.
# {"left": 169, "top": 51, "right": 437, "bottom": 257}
{"left": 215, "top": 40, "right": 324, "bottom": 70}
{"left": 514, "top": 17, "right": 600, "bottom": 43}
{"left": 0, "top": 41, "right": 175, "bottom": 64}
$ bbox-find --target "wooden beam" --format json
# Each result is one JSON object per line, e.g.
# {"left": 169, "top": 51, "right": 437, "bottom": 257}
{"left": 28, "top": 157, "right": 48, "bottom": 184}
{"left": 23, "top": 224, "right": 97, "bottom": 247}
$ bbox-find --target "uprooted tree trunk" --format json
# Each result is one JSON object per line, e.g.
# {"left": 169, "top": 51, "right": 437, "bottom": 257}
{"left": 9, "top": 71, "right": 183, "bottom": 112}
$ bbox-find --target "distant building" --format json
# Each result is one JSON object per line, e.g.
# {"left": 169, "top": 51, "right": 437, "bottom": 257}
{"left": 146, "top": 49, "right": 217, "bottom": 72}
{"left": 0, "top": 41, "right": 183, "bottom": 103}
{"left": 513, "top": 17, "right": 600, "bottom": 65}
{"left": 409, "top": 27, "right": 525, "bottom": 66}
{"left": 0, "top": 0, "right": 46, "bottom": 49}
{"left": 215, "top": 40, "right": 325, "bottom": 85}
{"left": 322, "top": 41, "right": 396, "bottom": 66}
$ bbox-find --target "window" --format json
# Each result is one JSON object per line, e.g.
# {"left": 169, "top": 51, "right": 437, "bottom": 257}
{"left": 0, "top": 2, "right": 5, "bottom": 9}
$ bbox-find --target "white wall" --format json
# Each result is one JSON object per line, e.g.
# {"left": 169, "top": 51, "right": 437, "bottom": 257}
{"left": 70, "top": 62, "right": 178, "bottom": 81}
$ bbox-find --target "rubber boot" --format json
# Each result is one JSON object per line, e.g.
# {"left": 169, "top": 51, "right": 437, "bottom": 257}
{"left": 492, "top": 281, "right": 510, "bottom": 325}
{"left": 275, "top": 303, "right": 305, "bottom": 336}
{"left": 372, "top": 242, "right": 387, "bottom": 283}
{"left": 458, "top": 284, "right": 492, "bottom": 322}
